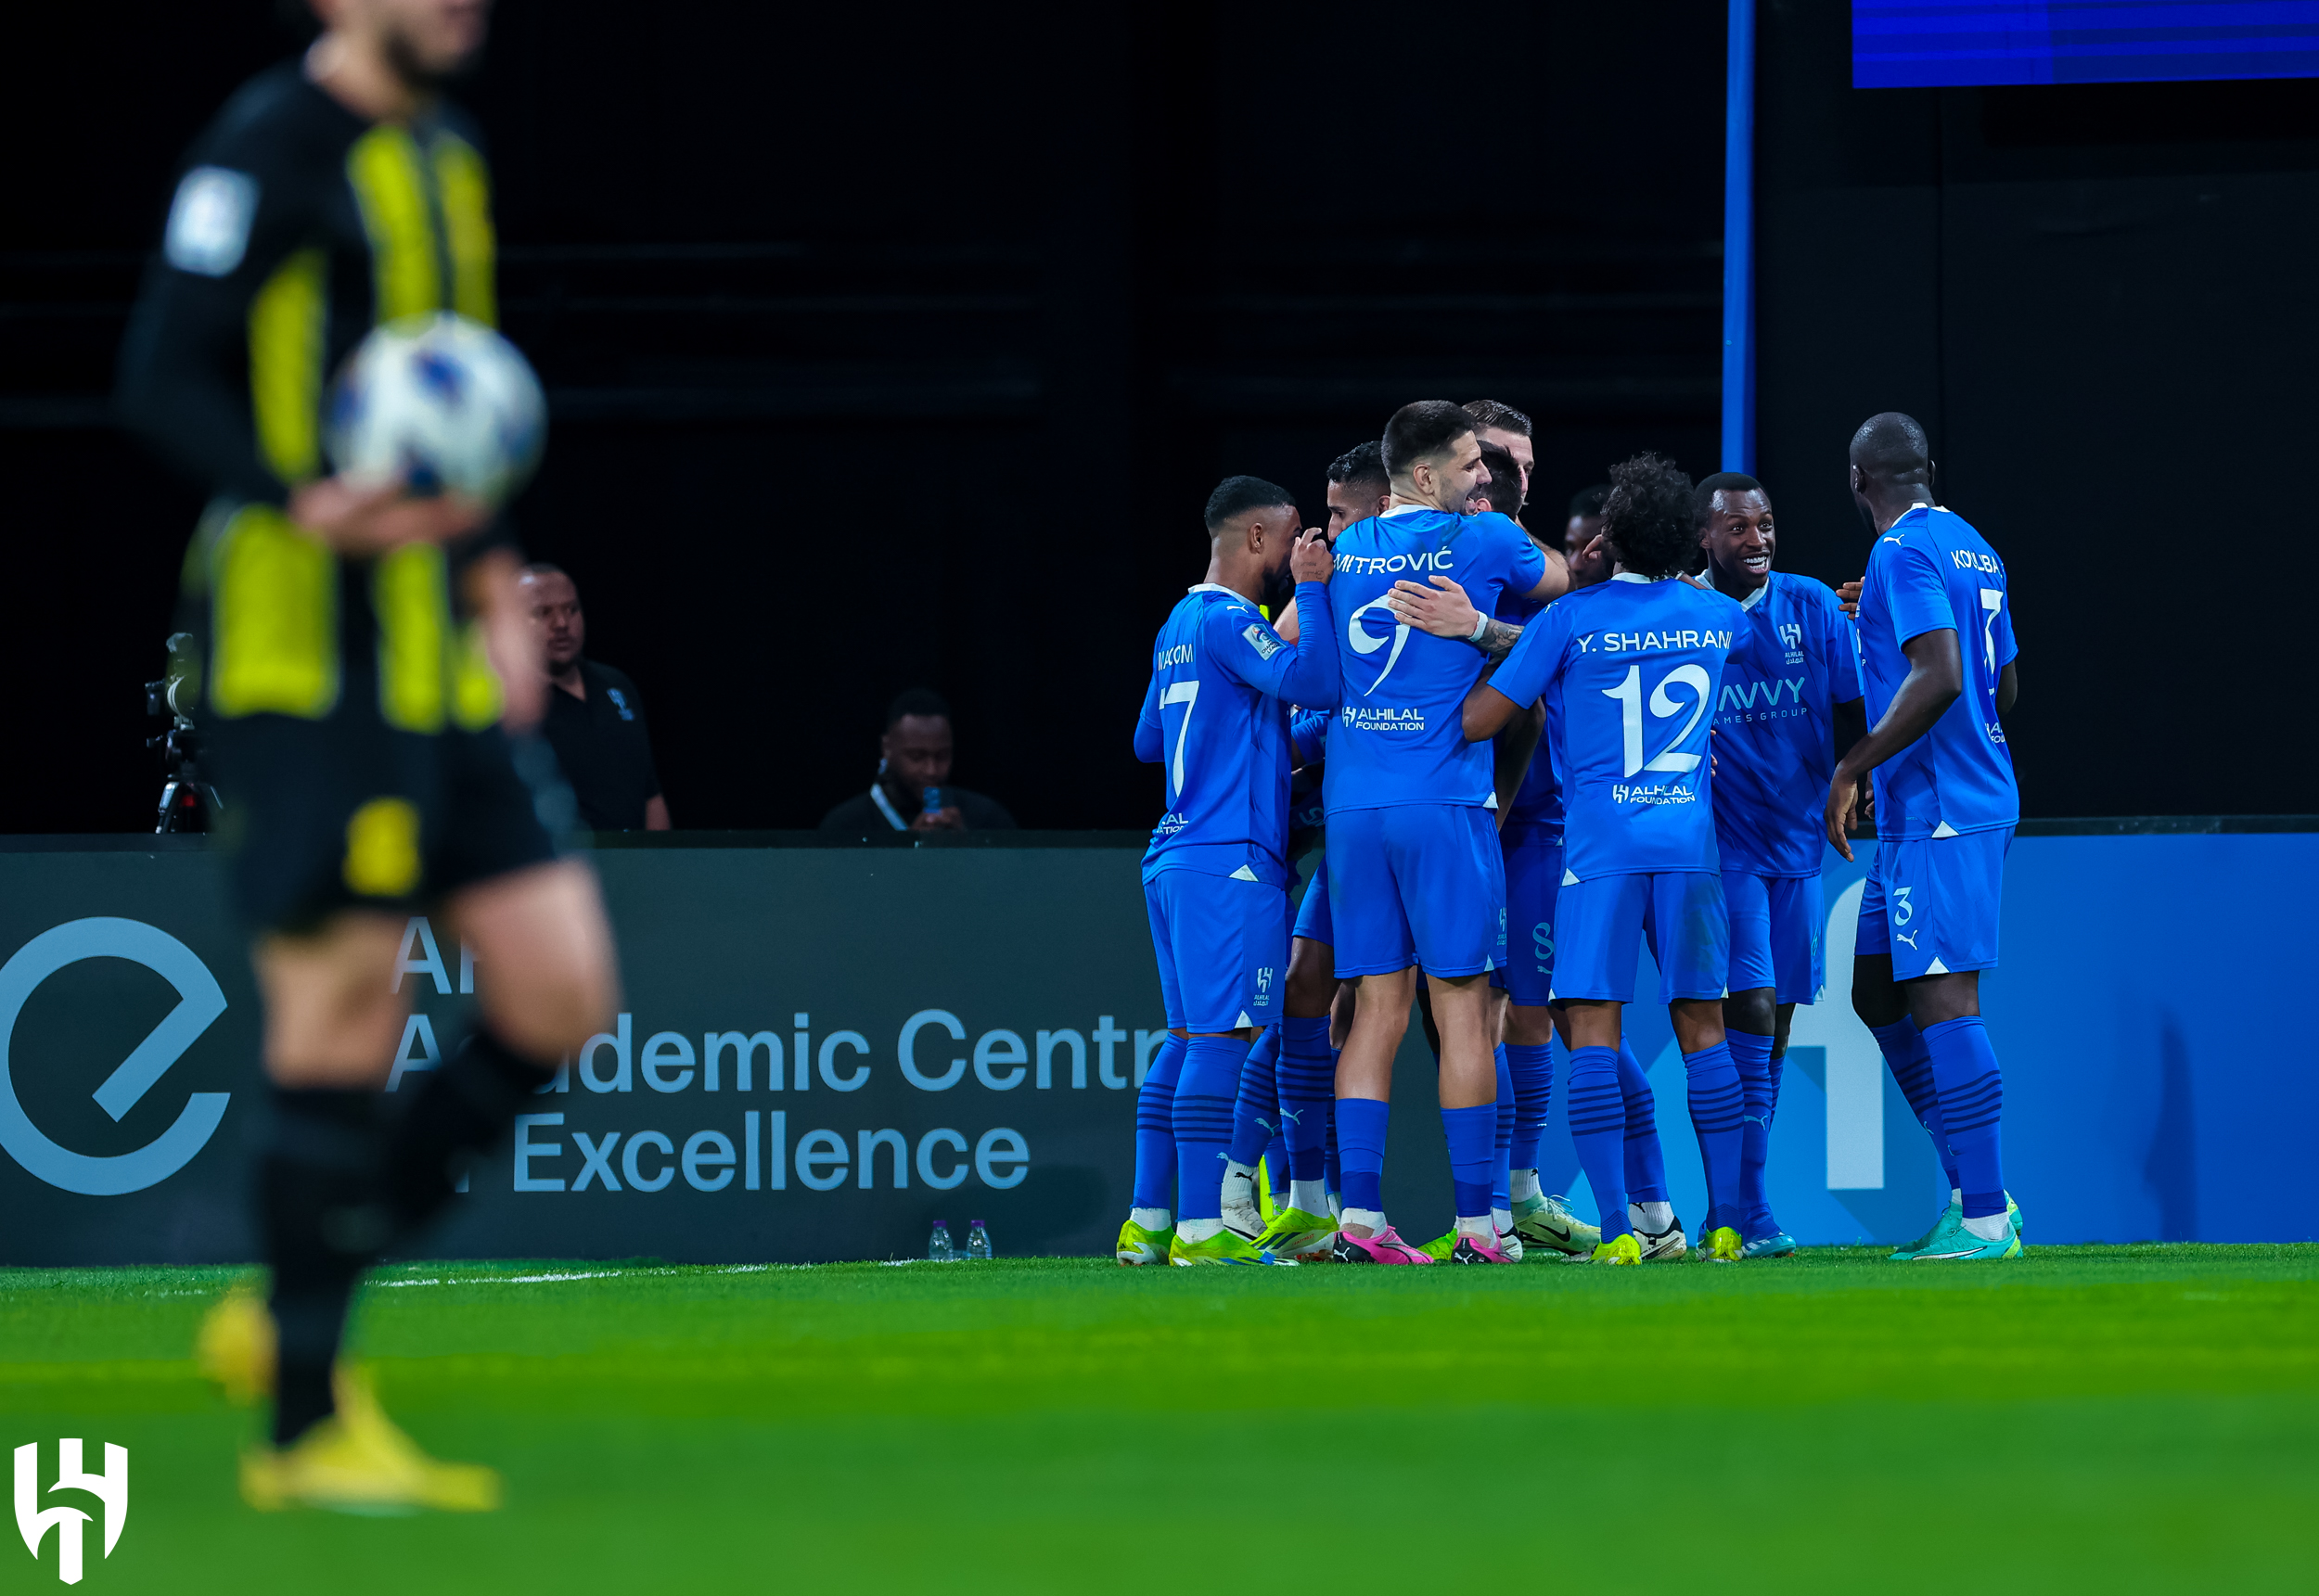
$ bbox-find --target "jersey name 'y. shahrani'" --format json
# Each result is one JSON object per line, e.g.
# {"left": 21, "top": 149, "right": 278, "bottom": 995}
{"left": 1489, "top": 574, "right": 1743, "bottom": 878}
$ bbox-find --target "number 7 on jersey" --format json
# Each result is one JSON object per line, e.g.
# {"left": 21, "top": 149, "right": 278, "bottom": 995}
{"left": 1161, "top": 680, "right": 1199, "bottom": 800}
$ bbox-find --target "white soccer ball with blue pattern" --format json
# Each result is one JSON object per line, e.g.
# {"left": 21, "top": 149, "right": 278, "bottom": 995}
{"left": 327, "top": 313, "right": 545, "bottom": 507}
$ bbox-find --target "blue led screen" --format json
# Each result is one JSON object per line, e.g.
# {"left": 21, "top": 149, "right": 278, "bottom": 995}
{"left": 1855, "top": 1, "right": 2319, "bottom": 86}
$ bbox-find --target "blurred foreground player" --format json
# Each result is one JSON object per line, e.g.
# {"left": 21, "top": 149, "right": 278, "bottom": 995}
{"left": 1826, "top": 415, "right": 2024, "bottom": 1260}
{"left": 1696, "top": 474, "right": 1865, "bottom": 1257}
{"left": 118, "top": 0, "right": 620, "bottom": 1509}
{"left": 1463, "top": 454, "right": 1745, "bottom": 1264}
{"left": 1122, "top": 479, "right": 1338, "bottom": 1264}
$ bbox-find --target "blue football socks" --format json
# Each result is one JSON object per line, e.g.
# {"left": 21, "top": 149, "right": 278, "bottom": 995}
{"left": 1491, "top": 1043, "right": 1515, "bottom": 1215}
{"left": 1335, "top": 1095, "right": 1390, "bottom": 1216}
{"left": 1922, "top": 1016, "right": 2006, "bottom": 1219}
{"left": 1566, "top": 1045, "right": 1631, "bottom": 1239}
{"left": 1227, "top": 1024, "right": 1281, "bottom": 1168}
{"left": 1443, "top": 1103, "right": 1498, "bottom": 1223}
{"left": 1683, "top": 1040, "right": 1746, "bottom": 1233}
{"left": 1275, "top": 1016, "right": 1336, "bottom": 1183}
{"left": 1505, "top": 1040, "right": 1554, "bottom": 1173}
{"left": 1727, "top": 1028, "right": 1777, "bottom": 1232}
{"left": 1872, "top": 1017, "right": 1961, "bottom": 1191}
{"left": 1132, "top": 1033, "right": 1185, "bottom": 1210}
{"left": 1615, "top": 1041, "right": 1669, "bottom": 1205}
{"left": 1324, "top": 1090, "right": 1341, "bottom": 1204}
{"left": 1171, "top": 1035, "right": 1248, "bottom": 1223}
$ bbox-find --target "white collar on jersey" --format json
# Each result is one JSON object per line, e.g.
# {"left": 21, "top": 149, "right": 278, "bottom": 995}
{"left": 1608, "top": 570, "right": 1667, "bottom": 584}
{"left": 1185, "top": 582, "right": 1246, "bottom": 599}
{"left": 1379, "top": 503, "right": 1435, "bottom": 518}
{"left": 1736, "top": 578, "right": 1771, "bottom": 610}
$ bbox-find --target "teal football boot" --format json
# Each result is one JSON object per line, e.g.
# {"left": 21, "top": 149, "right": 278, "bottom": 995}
{"left": 1908, "top": 1217, "right": 2022, "bottom": 1261}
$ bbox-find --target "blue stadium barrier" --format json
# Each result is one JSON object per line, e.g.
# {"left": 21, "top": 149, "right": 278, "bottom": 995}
{"left": 0, "top": 824, "right": 2308, "bottom": 1262}
{"left": 1532, "top": 825, "right": 2319, "bottom": 1245}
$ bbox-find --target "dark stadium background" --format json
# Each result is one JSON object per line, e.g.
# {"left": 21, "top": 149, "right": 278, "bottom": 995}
{"left": 1, "top": 1, "right": 2309, "bottom": 834}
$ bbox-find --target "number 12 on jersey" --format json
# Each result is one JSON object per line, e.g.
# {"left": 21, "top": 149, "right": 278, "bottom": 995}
{"left": 1603, "top": 663, "right": 1710, "bottom": 778}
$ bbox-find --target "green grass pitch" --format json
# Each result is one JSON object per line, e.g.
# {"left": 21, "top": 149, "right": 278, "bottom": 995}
{"left": 5, "top": 1245, "right": 2315, "bottom": 1593}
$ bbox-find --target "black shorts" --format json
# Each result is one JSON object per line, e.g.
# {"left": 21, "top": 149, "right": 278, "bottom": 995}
{"left": 187, "top": 503, "right": 567, "bottom": 933}
{"left": 207, "top": 712, "right": 566, "bottom": 934}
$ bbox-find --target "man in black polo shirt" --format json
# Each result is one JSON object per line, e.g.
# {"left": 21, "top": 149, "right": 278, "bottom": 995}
{"left": 819, "top": 688, "right": 1018, "bottom": 832}
{"left": 522, "top": 565, "right": 670, "bottom": 830}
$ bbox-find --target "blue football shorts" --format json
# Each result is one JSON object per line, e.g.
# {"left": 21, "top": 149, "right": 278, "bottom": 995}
{"left": 1854, "top": 826, "right": 2011, "bottom": 981}
{"left": 1724, "top": 869, "right": 1826, "bottom": 1004}
{"left": 1553, "top": 869, "right": 1728, "bottom": 1005}
{"left": 1489, "top": 825, "right": 1563, "bottom": 1006}
{"left": 1143, "top": 865, "right": 1289, "bottom": 1033}
{"left": 1325, "top": 803, "right": 1505, "bottom": 979}
{"left": 1292, "top": 857, "right": 1333, "bottom": 947}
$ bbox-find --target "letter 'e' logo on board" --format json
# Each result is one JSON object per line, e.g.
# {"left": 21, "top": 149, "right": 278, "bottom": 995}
{"left": 0, "top": 919, "right": 230, "bottom": 1195}
{"left": 14, "top": 1439, "right": 127, "bottom": 1584}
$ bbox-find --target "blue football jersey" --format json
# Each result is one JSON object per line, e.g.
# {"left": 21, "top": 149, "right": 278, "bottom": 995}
{"left": 1495, "top": 582, "right": 1562, "bottom": 836}
{"left": 1490, "top": 574, "right": 1744, "bottom": 878}
{"left": 1710, "top": 570, "right": 1863, "bottom": 876}
{"left": 1855, "top": 505, "right": 2018, "bottom": 840}
{"left": 1135, "top": 581, "right": 1339, "bottom": 884}
{"left": 1324, "top": 507, "right": 1547, "bottom": 812}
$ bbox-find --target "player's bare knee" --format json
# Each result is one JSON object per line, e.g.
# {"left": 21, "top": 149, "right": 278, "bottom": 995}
{"left": 1671, "top": 998, "right": 1725, "bottom": 1054}
{"left": 1284, "top": 938, "right": 1337, "bottom": 1017}
{"left": 1724, "top": 986, "right": 1777, "bottom": 1037}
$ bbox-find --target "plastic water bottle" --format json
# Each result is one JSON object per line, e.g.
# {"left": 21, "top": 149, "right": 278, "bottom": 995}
{"left": 928, "top": 1220, "right": 955, "bottom": 1263}
{"left": 920, "top": 785, "right": 945, "bottom": 819}
{"left": 966, "top": 1219, "right": 992, "bottom": 1261}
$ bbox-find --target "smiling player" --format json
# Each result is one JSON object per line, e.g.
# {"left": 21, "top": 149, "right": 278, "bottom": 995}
{"left": 1695, "top": 473, "right": 1865, "bottom": 1258}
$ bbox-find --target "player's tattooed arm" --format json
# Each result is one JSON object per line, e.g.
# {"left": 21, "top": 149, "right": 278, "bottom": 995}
{"left": 1384, "top": 576, "right": 1521, "bottom": 660}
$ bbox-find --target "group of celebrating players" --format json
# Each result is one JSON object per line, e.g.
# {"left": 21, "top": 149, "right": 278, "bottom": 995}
{"left": 1123, "top": 397, "right": 2025, "bottom": 1268}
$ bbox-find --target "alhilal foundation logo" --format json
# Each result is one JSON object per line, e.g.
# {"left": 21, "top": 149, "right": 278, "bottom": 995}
{"left": 14, "top": 1440, "right": 127, "bottom": 1585}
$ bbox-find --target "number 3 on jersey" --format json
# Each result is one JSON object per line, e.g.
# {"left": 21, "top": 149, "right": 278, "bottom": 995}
{"left": 1161, "top": 680, "right": 1200, "bottom": 800}
{"left": 1603, "top": 663, "right": 1710, "bottom": 778}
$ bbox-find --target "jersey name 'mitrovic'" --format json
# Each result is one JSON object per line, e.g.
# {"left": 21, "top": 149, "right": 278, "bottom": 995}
{"left": 1490, "top": 574, "right": 1744, "bottom": 879}
{"left": 1854, "top": 505, "right": 2018, "bottom": 840}
{"left": 1324, "top": 506, "right": 1544, "bottom": 812}
{"left": 1136, "top": 581, "right": 1338, "bottom": 886}
{"left": 1710, "top": 569, "right": 1862, "bottom": 875}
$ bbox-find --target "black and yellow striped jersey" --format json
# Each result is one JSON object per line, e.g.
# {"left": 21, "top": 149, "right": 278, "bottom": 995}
{"left": 115, "top": 65, "right": 507, "bottom": 736}
{"left": 119, "top": 62, "right": 496, "bottom": 506}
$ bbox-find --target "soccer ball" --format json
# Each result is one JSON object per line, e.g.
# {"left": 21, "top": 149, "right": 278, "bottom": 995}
{"left": 327, "top": 313, "right": 546, "bottom": 507}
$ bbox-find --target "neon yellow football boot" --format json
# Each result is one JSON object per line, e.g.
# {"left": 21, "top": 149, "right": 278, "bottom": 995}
{"left": 1251, "top": 1206, "right": 1338, "bottom": 1262}
{"left": 239, "top": 1368, "right": 501, "bottom": 1514}
{"left": 1168, "top": 1229, "right": 1287, "bottom": 1265}
{"left": 197, "top": 1283, "right": 275, "bottom": 1406}
{"left": 1116, "top": 1217, "right": 1174, "bottom": 1266}
{"left": 1696, "top": 1225, "right": 1744, "bottom": 1264}
{"left": 1587, "top": 1232, "right": 1645, "bottom": 1266}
